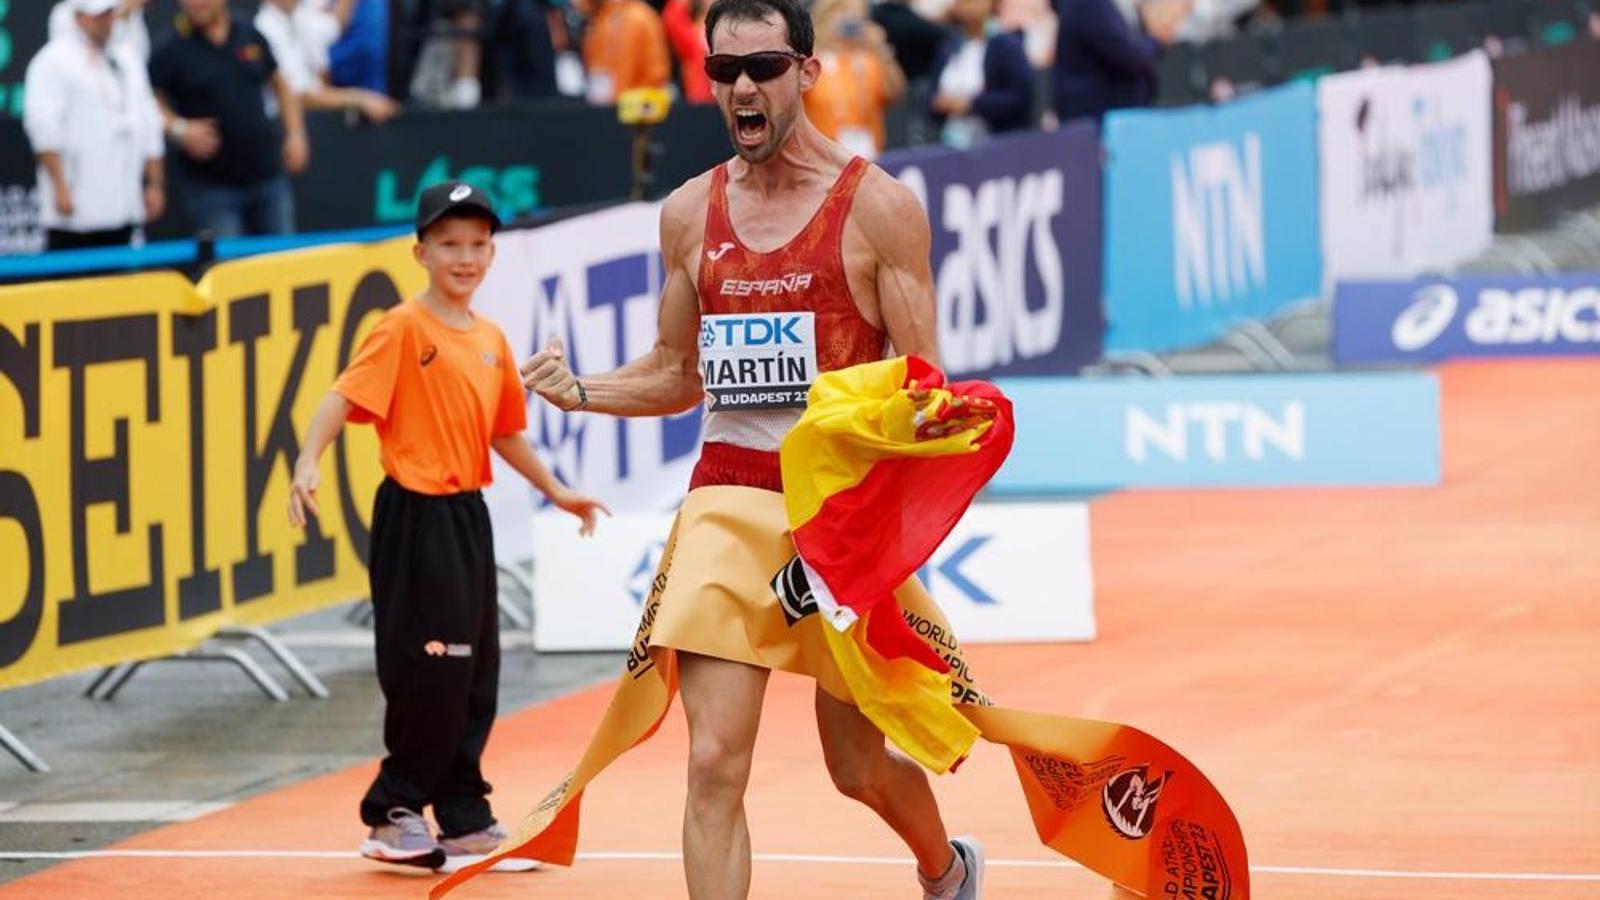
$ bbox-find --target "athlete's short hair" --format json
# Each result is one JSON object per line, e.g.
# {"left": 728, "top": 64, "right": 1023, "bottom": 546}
{"left": 704, "top": 0, "right": 815, "bottom": 57}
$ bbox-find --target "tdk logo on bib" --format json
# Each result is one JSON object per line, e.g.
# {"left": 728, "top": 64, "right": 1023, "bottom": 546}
{"left": 701, "top": 316, "right": 808, "bottom": 348}
{"left": 1335, "top": 276, "right": 1600, "bottom": 364}
{"left": 700, "top": 313, "right": 819, "bottom": 411}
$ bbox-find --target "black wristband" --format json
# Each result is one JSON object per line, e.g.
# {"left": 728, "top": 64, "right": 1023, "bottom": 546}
{"left": 573, "top": 380, "right": 588, "bottom": 411}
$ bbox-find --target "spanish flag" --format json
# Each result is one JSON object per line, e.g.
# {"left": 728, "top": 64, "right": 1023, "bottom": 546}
{"left": 780, "top": 356, "right": 1012, "bottom": 774}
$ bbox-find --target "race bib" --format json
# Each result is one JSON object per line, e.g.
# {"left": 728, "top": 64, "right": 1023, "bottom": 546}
{"left": 699, "top": 312, "right": 818, "bottom": 410}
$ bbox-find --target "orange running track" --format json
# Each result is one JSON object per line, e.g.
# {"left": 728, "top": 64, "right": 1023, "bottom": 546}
{"left": 4, "top": 358, "right": 1597, "bottom": 899}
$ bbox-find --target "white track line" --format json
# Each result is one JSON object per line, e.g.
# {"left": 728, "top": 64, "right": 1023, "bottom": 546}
{"left": 0, "top": 849, "right": 1595, "bottom": 882}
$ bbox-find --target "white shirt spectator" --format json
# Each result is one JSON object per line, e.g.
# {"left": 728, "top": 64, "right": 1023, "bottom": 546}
{"left": 936, "top": 38, "right": 990, "bottom": 148}
{"left": 49, "top": 0, "right": 151, "bottom": 63}
{"left": 255, "top": 0, "right": 343, "bottom": 98}
{"left": 24, "top": 18, "right": 164, "bottom": 232}
{"left": 1174, "top": 0, "right": 1257, "bottom": 43}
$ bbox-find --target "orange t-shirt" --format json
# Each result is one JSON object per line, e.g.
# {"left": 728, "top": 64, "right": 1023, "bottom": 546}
{"left": 582, "top": 0, "right": 671, "bottom": 102}
{"left": 803, "top": 48, "right": 890, "bottom": 156}
{"left": 334, "top": 300, "right": 528, "bottom": 495}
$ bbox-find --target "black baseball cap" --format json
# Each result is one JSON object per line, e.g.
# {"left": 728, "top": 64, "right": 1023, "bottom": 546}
{"left": 415, "top": 181, "right": 503, "bottom": 238}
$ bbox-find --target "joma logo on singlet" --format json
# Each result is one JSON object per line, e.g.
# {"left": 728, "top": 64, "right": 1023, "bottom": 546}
{"left": 719, "top": 273, "right": 815, "bottom": 297}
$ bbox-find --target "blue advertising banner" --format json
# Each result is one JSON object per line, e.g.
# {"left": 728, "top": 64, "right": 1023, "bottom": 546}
{"left": 1334, "top": 275, "right": 1600, "bottom": 364}
{"left": 992, "top": 373, "right": 1440, "bottom": 491}
{"left": 1103, "top": 82, "right": 1322, "bottom": 354}
{"left": 879, "top": 123, "right": 1104, "bottom": 378}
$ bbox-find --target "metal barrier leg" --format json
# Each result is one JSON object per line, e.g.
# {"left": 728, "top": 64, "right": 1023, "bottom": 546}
{"left": 343, "top": 600, "right": 374, "bottom": 628}
{"left": 496, "top": 563, "right": 534, "bottom": 632}
{"left": 1087, "top": 352, "right": 1174, "bottom": 377}
{"left": 0, "top": 723, "right": 49, "bottom": 773}
{"left": 217, "top": 626, "right": 330, "bottom": 699}
{"left": 1220, "top": 332, "right": 1276, "bottom": 371}
{"left": 181, "top": 650, "right": 290, "bottom": 702}
{"left": 96, "top": 651, "right": 290, "bottom": 703}
{"left": 83, "top": 665, "right": 125, "bottom": 699}
{"left": 1235, "top": 320, "right": 1299, "bottom": 370}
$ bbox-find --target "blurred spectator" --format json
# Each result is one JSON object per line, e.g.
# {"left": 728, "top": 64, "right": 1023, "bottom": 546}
{"left": 257, "top": 0, "right": 400, "bottom": 120}
{"left": 578, "top": 0, "right": 671, "bottom": 105}
{"left": 150, "top": 0, "right": 309, "bottom": 236}
{"left": 49, "top": 0, "right": 151, "bottom": 63}
{"left": 25, "top": 0, "right": 166, "bottom": 251}
{"left": 327, "top": 0, "right": 390, "bottom": 93}
{"left": 870, "top": 0, "right": 950, "bottom": 84}
{"left": 929, "top": 0, "right": 1034, "bottom": 147}
{"left": 484, "top": 0, "right": 562, "bottom": 100}
{"left": 805, "top": 0, "right": 905, "bottom": 158}
{"left": 997, "top": 0, "right": 1057, "bottom": 68}
{"left": 1052, "top": 0, "right": 1188, "bottom": 122}
{"left": 408, "top": 0, "right": 486, "bottom": 107}
{"left": 662, "top": 0, "right": 712, "bottom": 102}
{"left": 1174, "top": 0, "right": 1257, "bottom": 43}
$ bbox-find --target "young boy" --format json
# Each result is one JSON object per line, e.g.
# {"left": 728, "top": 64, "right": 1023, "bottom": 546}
{"left": 288, "top": 180, "right": 608, "bottom": 871}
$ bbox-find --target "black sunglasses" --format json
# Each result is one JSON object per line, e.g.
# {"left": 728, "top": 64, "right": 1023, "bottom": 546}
{"left": 704, "top": 51, "right": 808, "bottom": 85}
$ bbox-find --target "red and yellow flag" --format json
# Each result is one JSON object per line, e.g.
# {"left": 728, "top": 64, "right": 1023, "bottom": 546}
{"left": 782, "top": 355, "right": 1014, "bottom": 672}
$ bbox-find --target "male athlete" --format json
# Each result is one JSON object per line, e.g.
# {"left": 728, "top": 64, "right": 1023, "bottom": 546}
{"left": 520, "top": 0, "right": 987, "bottom": 896}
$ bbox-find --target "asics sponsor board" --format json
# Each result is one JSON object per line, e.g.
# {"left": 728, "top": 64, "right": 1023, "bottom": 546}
{"left": 994, "top": 373, "right": 1440, "bottom": 490}
{"left": 878, "top": 123, "right": 1105, "bottom": 378}
{"left": 1333, "top": 275, "right": 1600, "bottom": 364}
{"left": 530, "top": 502, "right": 1096, "bottom": 652}
{"left": 1318, "top": 53, "right": 1493, "bottom": 282}
{"left": 1103, "top": 82, "right": 1322, "bottom": 354}
{"left": 1492, "top": 42, "right": 1600, "bottom": 231}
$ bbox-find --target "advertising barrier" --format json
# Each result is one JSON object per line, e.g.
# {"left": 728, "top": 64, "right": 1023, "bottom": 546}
{"left": 1318, "top": 52, "right": 1493, "bottom": 282}
{"left": 993, "top": 373, "right": 1440, "bottom": 490}
{"left": 1334, "top": 274, "right": 1600, "bottom": 363}
{"left": 1103, "top": 81, "right": 1322, "bottom": 354}
{"left": 878, "top": 123, "right": 1105, "bottom": 379}
{"left": 531, "top": 502, "right": 1095, "bottom": 652}
{"left": 1492, "top": 41, "right": 1600, "bottom": 231}
{"left": 0, "top": 237, "right": 425, "bottom": 690}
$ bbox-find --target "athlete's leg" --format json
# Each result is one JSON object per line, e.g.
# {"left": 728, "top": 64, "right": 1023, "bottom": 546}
{"left": 680, "top": 651, "right": 771, "bottom": 900}
{"left": 815, "top": 686, "right": 957, "bottom": 879}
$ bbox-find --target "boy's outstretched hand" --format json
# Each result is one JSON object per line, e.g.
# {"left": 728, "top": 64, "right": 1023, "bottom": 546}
{"left": 288, "top": 456, "right": 321, "bottom": 527}
{"left": 553, "top": 489, "right": 611, "bottom": 536}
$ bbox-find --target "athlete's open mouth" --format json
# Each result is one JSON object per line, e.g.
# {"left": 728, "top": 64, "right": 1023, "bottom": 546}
{"left": 734, "top": 109, "right": 768, "bottom": 146}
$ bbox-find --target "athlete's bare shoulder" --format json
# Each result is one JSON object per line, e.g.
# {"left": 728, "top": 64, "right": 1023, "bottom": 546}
{"left": 849, "top": 165, "right": 931, "bottom": 260}
{"left": 660, "top": 171, "right": 716, "bottom": 265}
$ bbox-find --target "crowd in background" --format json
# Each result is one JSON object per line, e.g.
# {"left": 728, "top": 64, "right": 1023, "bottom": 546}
{"left": 21, "top": 0, "right": 1599, "bottom": 249}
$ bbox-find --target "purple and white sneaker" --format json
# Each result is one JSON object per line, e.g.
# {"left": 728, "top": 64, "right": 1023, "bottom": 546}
{"left": 436, "top": 822, "right": 541, "bottom": 874}
{"left": 359, "top": 807, "right": 445, "bottom": 869}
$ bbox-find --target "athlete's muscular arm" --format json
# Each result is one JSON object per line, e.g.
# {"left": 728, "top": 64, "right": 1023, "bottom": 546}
{"left": 855, "top": 170, "right": 940, "bottom": 365}
{"left": 521, "top": 183, "right": 706, "bottom": 417}
{"left": 856, "top": 170, "right": 995, "bottom": 437}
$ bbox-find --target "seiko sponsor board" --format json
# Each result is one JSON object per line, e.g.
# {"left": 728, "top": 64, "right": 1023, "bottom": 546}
{"left": 530, "top": 503, "right": 1095, "bottom": 652}
{"left": 994, "top": 373, "right": 1440, "bottom": 490}
{"left": 1334, "top": 276, "right": 1600, "bottom": 364}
